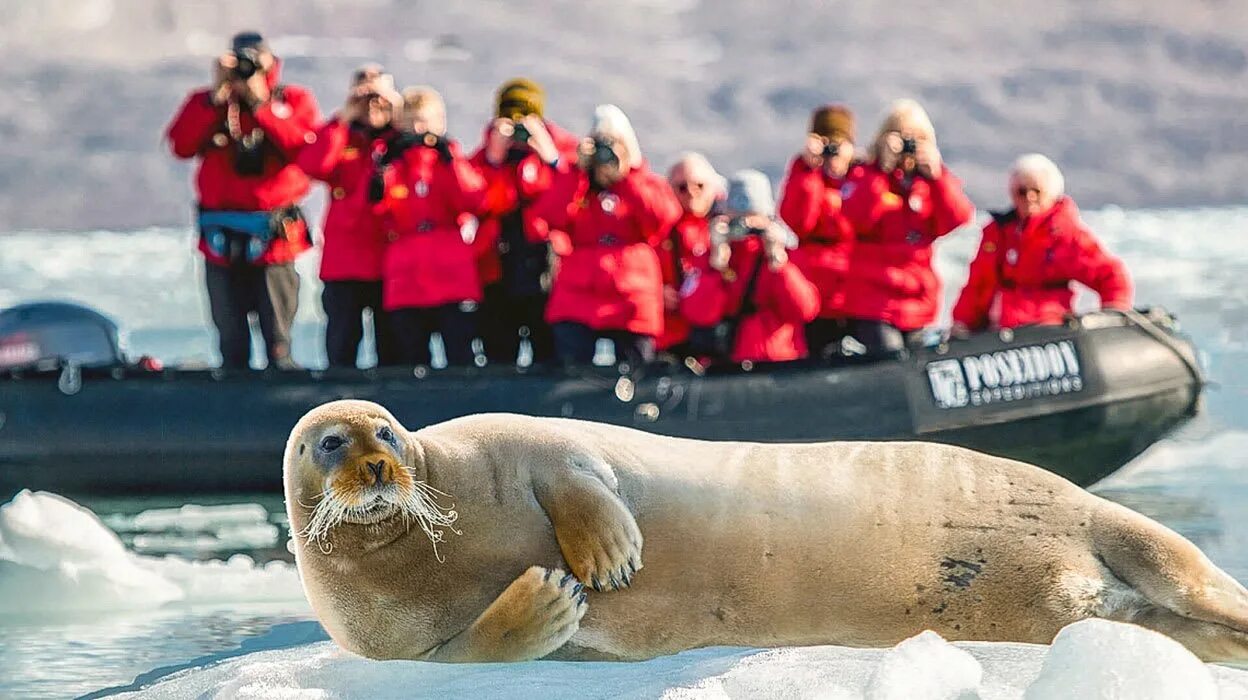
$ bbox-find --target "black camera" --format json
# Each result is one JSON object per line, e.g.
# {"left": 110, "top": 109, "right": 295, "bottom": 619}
{"left": 591, "top": 137, "right": 619, "bottom": 167}
{"left": 900, "top": 137, "right": 918, "bottom": 156}
{"left": 821, "top": 142, "right": 840, "bottom": 159}
{"left": 512, "top": 122, "right": 531, "bottom": 144}
{"left": 232, "top": 47, "right": 261, "bottom": 80}
{"left": 234, "top": 129, "right": 266, "bottom": 176}
{"left": 725, "top": 216, "right": 767, "bottom": 240}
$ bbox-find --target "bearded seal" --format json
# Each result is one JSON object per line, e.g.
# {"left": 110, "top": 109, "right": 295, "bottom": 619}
{"left": 283, "top": 400, "right": 1248, "bottom": 663}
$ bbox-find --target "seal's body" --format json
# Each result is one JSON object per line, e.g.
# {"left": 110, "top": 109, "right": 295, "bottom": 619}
{"left": 285, "top": 402, "right": 1248, "bottom": 663}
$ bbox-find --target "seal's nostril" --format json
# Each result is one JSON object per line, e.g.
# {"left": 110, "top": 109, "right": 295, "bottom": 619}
{"left": 366, "top": 460, "right": 386, "bottom": 483}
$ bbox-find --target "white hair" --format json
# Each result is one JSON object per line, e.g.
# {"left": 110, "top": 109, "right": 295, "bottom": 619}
{"left": 590, "top": 104, "right": 643, "bottom": 169}
{"left": 869, "top": 98, "right": 937, "bottom": 161}
{"left": 1010, "top": 153, "right": 1066, "bottom": 198}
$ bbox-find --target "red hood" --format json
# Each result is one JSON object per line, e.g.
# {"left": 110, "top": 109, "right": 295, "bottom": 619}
{"left": 1022, "top": 195, "right": 1079, "bottom": 235}
{"left": 265, "top": 57, "right": 284, "bottom": 90}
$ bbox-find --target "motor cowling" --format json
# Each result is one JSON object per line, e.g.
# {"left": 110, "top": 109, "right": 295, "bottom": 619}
{"left": 0, "top": 302, "right": 122, "bottom": 372}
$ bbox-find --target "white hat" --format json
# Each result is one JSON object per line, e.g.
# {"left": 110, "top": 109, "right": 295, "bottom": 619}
{"left": 590, "top": 104, "right": 642, "bottom": 169}
{"left": 724, "top": 169, "right": 776, "bottom": 218}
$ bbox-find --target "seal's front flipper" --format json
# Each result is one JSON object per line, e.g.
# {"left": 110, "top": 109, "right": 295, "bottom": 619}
{"left": 534, "top": 455, "right": 643, "bottom": 592}
{"left": 423, "top": 566, "right": 586, "bottom": 663}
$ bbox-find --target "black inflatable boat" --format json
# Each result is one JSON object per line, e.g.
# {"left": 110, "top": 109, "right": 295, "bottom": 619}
{"left": 0, "top": 302, "right": 1204, "bottom": 496}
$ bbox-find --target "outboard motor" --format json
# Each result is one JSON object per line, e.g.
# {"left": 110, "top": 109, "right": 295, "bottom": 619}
{"left": 0, "top": 302, "right": 123, "bottom": 372}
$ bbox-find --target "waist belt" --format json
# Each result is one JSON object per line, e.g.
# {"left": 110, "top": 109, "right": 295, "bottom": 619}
{"left": 198, "top": 207, "right": 297, "bottom": 264}
{"left": 999, "top": 279, "right": 1070, "bottom": 291}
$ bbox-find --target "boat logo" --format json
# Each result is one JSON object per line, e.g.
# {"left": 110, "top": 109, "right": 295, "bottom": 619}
{"left": 0, "top": 336, "right": 41, "bottom": 369}
{"left": 926, "top": 340, "right": 1084, "bottom": 409}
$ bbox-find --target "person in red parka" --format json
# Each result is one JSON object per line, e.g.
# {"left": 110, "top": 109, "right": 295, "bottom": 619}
{"left": 373, "top": 88, "right": 489, "bottom": 367}
{"left": 166, "top": 31, "right": 320, "bottom": 369}
{"left": 471, "top": 78, "right": 580, "bottom": 367}
{"left": 659, "top": 152, "right": 723, "bottom": 355}
{"left": 680, "top": 169, "right": 821, "bottom": 364}
{"left": 951, "top": 154, "right": 1132, "bottom": 334}
{"left": 530, "top": 104, "right": 682, "bottom": 369}
{"left": 779, "top": 104, "right": 864, "bottom": 359}
{"left": 840, "top": 99, "right": 975, "bottom": 354}
{"left": 297, "top": 65, "right": 403, "bottom": 368}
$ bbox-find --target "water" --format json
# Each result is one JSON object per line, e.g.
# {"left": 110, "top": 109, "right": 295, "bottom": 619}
{"left": 2, "top": 206, "right": 1248, "bottom": 697}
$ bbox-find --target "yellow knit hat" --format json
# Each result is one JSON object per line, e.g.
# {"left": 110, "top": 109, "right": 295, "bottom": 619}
{"left": 495, "top": 78, "right": 545, "bottom": 119}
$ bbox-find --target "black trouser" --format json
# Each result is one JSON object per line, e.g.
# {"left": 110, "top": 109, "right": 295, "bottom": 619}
{"left": 390, "top": 304, "right": 479, "bottom": 367}
{"left": 846, "top": 319, "right": 927, "bottom": 356}
{"left": 204, "top": 261, "right": 299, "bottom": 370}
{"left": 552, "top": 322, "right": 655, "bottom": 370}
{"left": 805, "top": 317, "right": 853, "bottom": 360}
{"left": 321, "top": 280, "right": 398, "bottom": 368}
{"left": 478, "top": 283, "right": 554, "bottom": 367}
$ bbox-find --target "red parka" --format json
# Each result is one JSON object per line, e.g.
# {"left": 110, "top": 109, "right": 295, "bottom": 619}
{"left": 952, "top": 196, "right": 1132, "bottom": 331}
{"left": 373, "top": 141, "right": 489, "bottom": 310}
{"left": 297, "top": 119, "right": 398, "bottom": 281}
{"left": 657, "top": 212, "right": 713, "bottom": 349}
{"left": 531, "top": 165, "right": 682, "bottom": 337}
{"left": 779, "top": 157, "right": 863, "bottom": 318}
{"left": 680, "top": 237, "right": 821, "bottom": 363}
{"left": 471, "top": 121, "right": 581, "bottom": 288}
{"left": 839, "top": 164, "right": 975, "bottom": 330}
{"left": 165, "top": 59, "right": 319, "bottom": 266}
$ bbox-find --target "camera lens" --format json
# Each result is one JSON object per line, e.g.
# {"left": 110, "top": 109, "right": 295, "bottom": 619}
{"left": 513, "top": 123, "right": 531, "bottom": 143}
{"left": 592, "top": 140, "right": 618, "bottom": 166}
{"left": 232, "top": 48, "right": 260, "bottom": 80}
{"left": 822, "top": 143, "right": 839, "bottom": 158}
{"left": 901, "top": 137, "right": 917, "bottom": 155}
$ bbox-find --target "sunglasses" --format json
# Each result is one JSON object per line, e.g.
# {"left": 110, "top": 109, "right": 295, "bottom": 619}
{"left": 673, "top": 181, "right": 706, "bottom": 194}
{"left": 1014, "top": 185, "right": 1042, "bottom": 197}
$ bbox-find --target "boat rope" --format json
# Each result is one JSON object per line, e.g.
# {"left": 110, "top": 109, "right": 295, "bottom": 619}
{"left": 1113, "top": 308, "right": 1206, "bottom": 387}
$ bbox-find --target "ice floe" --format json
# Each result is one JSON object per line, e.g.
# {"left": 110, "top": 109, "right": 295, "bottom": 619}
{"left": 110, "top": 619, "right": 1248, "bottom": 699}
{"left": 0, "top": 490, "right": 305, "bottom": 615}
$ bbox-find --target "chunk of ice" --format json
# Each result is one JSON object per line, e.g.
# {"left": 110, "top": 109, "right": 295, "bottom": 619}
{"left": 867, "top": 630, "right": 983, "bottom": 700}
{"left": 1025, "top": 618, "right": 1219, "bottom": 699}
{"left": 0, "top": 490, "right": 305, "bottom": 616}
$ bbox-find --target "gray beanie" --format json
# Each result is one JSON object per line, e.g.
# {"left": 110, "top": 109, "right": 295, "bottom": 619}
{"left": 723, "top": 169, "right": 776, "bottom": 218}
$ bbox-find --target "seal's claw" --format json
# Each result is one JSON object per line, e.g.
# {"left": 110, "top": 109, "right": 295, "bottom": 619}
{"left": 541, "top": 462, "right": 643, "bottom": 596}
{"left": 559, "top": 572, "right": 575, "bottom": 587}
{"left": 573, "top": 582, "right": 584, "bottom": 596}
{"left": 467, "top": 565, "right": 583, "bottom": 662}
{"left": 591, "top": 575, "right": 602, "bottom": 592}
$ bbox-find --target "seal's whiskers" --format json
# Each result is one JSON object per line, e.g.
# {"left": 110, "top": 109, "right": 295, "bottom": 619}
{"left": 296, "top": 475, "right": 461, "bottom": 561}
{"left": 396, "top": 475, "right": 462, "bottom": 563}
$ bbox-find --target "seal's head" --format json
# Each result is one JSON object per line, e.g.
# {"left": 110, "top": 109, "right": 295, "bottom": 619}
{"left": 285, "top": 400, "right": 458, "bottom": 555}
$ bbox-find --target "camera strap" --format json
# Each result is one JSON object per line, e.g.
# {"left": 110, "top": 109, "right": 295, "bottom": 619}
{"left": 667, "top": 226, "right": 686, "bottom": 290}
{"left": 711, "top": 251, "right": 767, "bottom": 359}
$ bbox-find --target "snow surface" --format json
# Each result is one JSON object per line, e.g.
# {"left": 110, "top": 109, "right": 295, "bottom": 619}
{"left": 0, "top": 490, "right": 305, "bottom": 615}
{"left": 112, "top": 620, "right": 1248, "bottom": 699}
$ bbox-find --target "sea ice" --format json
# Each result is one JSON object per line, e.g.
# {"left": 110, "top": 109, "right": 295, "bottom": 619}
{"left": 867, "top": 630, "right": 983, "bottom": 699}
{"left": 1025, "top": 618, "right": 1219, "bottom": 700}
{"left": 130, "top": 503, "right": 271, "bottom": 531}
{"left": 0, "top": 490, "right": 305, "bottom": 616}
{"left": 111, "top": 620, "right": 1248, "bottom": 699}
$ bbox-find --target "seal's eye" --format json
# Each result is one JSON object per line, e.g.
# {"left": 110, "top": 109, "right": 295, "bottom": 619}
{"left": 319, "top": 435, "right": 345, "bottom": 453}
{"left": 377, "top": 426, "right": 398, "bottom": 446}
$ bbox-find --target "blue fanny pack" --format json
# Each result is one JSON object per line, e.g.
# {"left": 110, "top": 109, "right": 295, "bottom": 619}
{"left": 198, "top": 209, "right": 279, "bottom": 264}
